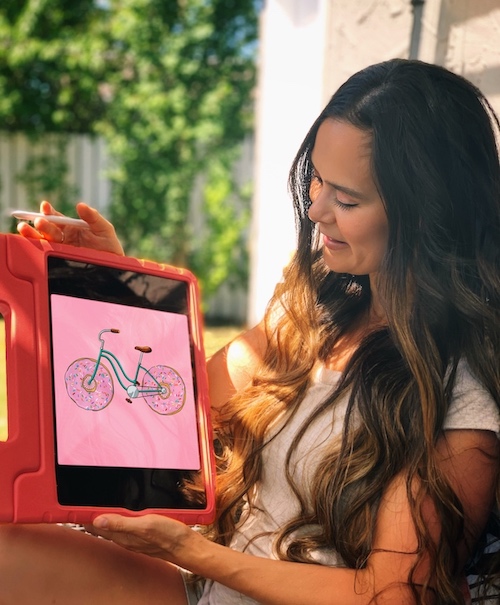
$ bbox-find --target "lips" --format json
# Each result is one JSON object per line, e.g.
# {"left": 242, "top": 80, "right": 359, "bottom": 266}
{"left": 323, "top": 234, "right": 348, "bottom": 250}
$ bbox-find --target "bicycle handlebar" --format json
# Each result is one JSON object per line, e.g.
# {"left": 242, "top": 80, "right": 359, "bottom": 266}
{"left": 98, "top": 328, "right": 120, "bottom": 347}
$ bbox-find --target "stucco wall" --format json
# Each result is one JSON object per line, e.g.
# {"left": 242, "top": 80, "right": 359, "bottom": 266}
{"left": 420, "top": 0, "right": 500, "bottom": 110}
{"left": 248, "top": 0, "right": 500, "bottom": 325}
{"left": 322, "top": 0, "right": 414, "bottom": 102}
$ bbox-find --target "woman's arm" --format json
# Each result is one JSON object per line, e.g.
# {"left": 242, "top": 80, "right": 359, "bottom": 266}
{"left": 16, "top": 200, "right": 124, "bottom": 255}
{"left": 91, "top": 428, "right": 498, "bottom": 605}
{"left": 368, "top": 428, "right": 499, "bottom": 602}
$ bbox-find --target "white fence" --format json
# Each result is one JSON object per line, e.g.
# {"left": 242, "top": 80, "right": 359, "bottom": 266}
{"left": 0, "top": 132, "right": 249, "bottom": 324}
{"left": 0, "top": 133, "right": 110, "bottom": 231}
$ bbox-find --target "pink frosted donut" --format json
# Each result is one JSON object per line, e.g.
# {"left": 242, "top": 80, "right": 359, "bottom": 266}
{"left": 64, "top": 358, "right": 114, "bottom": 411}
{"left": 143, "top": 365, "right": 186, "bottom": 415}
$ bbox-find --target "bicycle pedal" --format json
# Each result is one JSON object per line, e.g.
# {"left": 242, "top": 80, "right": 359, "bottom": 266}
{"left": 126, "top": 398, "right": 132, "bottom": 404}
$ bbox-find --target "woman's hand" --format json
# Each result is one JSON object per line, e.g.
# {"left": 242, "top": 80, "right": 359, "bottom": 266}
{"left": 89, "top": 514, "right": 198, "bottom": 565}
{"left": 16, "top": 200, "right": 125, "bottom": 256}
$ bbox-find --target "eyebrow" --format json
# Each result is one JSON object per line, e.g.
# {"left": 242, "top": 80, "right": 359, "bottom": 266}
{"left": 311, "top": 160, "right": 369, "bottom": 201}
{"left": 324, "top": 179, "right": 368, "bottom": 200}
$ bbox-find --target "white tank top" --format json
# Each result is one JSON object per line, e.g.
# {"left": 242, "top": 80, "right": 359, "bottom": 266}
{"left": 198, "top": 360, "right": 500, "bottom": 604}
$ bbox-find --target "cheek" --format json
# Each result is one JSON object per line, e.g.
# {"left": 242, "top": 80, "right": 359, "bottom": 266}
{"left": 374, "top": 222, "right": 389, "bottom": 250}
{"left": 342, "top": 216, "right": 386, "bottom": 246}
{"left": 356, "top": 218, "right": 389, "bottom": 257}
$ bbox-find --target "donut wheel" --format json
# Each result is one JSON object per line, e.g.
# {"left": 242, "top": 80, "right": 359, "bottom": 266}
{"left": 64, "top": 358, "right": 114, "bottom": 411}
{"left": 142, "top": 365, "right": 186, "bottom": 415}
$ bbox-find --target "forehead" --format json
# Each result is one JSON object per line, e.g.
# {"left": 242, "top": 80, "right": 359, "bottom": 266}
{"left": 311, "top": 119, "right": 374, "bottom": 184}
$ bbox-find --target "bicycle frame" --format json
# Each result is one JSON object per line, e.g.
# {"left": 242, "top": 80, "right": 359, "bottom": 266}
{"left": 87, "top": 329, "right": 165, "bottom": 399}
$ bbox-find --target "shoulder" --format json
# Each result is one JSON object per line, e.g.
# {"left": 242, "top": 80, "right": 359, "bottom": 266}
{"left": 206, "top": 321, "right": 268, "bottom": 410}
{"left": 444, "top": 360, "right": 500, "bottom": 438}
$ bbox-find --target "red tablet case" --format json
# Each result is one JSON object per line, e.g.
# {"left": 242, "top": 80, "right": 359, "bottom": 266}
{"left": 0, "top": 233, "right": 215, "bottom": 524}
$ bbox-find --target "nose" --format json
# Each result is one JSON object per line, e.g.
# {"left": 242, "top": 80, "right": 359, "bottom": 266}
{"left": 308, "top": 189, "right": 336, "bottom": 225}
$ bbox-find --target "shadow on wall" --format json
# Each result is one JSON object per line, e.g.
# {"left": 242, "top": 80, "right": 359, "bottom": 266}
{"left": 276, "top": 0, "right": 320, "bottom": 27}
{"left": 434, "top": 0, "right": 500, "bottom": 98}
{"left": 464, "top": 65, "right": 500, "bottom": 98}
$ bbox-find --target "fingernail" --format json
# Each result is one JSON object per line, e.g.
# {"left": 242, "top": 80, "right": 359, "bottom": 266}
{"left": 93, "top": 517, "right": 109, "bottom": 529}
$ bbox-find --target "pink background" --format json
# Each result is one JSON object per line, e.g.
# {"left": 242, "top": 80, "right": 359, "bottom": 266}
{"left": 50, "top": 294, "right": 201, "bottom": 469}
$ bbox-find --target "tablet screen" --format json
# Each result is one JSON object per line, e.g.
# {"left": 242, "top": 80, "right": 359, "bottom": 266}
{"left": 47, "top": 256, "right": 207, "bottom": 511}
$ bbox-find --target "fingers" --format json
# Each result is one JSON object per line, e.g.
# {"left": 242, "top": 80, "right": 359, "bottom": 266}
{"left": 15, "top": 200, "right": 61, "bottom": 242}
{"left": 92, "top": 514, "right": 167, "bottom": 537}
{"left": 90, "top": 514, "right": 191, "bottom": 558}
{"left": 93, "top": 513, "right": 125, "bottom": 532}
{"left": 89, "top": 514, "right": 169, "bottom": 558}
{"left": 88, "top": 514, "right": 205, "bottom": 571}
{"left": 16, "top": 221, "right": 45, "bottom": 241}
{"left": 15, "top": 200, "right": 67, "bottom": 244}
{"left": 76, "top": 203, "right": 125, "bottom": 256}
{"left": 16, "top": 220, "right": 65, "bottom": 244}
{"left": 39, "top": 200, "right": 62, "bottom": 216}
{"left": 75, "top": 202, "right": 105, "bottom": 228}
{"left": 16, "top": 201, "right": 125, "bottom": 256}
{"left": 35, "top": 219, "right": 65, "bottom": 244}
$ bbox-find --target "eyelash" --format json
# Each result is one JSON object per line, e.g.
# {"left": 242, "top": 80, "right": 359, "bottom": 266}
{"left": 310, "top": 174, "right": 357, "bottom": 210}
{"left": 333, "top": 198, "right": 357, "bottom": 211}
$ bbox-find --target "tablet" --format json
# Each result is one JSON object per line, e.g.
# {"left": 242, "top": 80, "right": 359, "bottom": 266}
{"left": 0, "top": 234, "right": 215, "bottom": 524}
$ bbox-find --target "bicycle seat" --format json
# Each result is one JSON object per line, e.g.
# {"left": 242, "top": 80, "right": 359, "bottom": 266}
{"left": 135, "top": 346, "right": 152, "bottom": 353}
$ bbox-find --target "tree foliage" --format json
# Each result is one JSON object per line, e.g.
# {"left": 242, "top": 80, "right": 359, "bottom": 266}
{"left": 0, "top": 0, "right": 261, "bottom": 300}
{"left": 0, "top": 0, "right": 109, "bottom": 133}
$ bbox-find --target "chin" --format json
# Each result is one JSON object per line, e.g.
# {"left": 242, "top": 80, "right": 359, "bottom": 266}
{"left": 322, "top": 252, "right": 351, "bottom": 274}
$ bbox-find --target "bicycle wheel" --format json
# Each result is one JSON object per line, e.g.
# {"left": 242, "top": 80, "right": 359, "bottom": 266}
{"left": 142, "top": 365, "right": 186, "bottom": 415}
{"left": 64, "top": 358, "right": 114, "bottom": 411}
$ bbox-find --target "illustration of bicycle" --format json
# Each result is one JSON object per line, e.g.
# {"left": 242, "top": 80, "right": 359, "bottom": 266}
{"left": 64, "top": 328, "right": 186, "bottom": 415}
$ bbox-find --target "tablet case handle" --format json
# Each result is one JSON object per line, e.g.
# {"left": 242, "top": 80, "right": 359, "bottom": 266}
{"left": 0, "top": 235, "right": 43, "bottom": 521}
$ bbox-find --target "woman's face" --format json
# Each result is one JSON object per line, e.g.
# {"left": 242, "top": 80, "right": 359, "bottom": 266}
{"left": 308, "top": 119, "right": 389, "bottom": 278}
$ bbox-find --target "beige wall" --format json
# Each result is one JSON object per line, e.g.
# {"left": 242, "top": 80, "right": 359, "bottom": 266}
{"left": 324, "top": 1, "right": 500, "bottom": 118}
{"left": 248, "top": 0, "right": 500, "bottom": 325}
{"left": 322, "top": 0, "right": 415, "bottom": 102}
{"left": 420, "top": 0, "right": 500, "bottom": 111}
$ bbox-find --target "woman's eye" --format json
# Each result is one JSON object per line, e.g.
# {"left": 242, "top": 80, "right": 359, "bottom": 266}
{"left": 309, "top": 172, "right": 358, "bottom": 210}
{"left": 333, "top": 198, "right": 357, "bottom": 211}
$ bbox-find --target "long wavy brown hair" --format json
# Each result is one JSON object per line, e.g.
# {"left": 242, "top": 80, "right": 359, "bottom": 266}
{"left": 206, "top": 60, "right": 500, "bottom": 604}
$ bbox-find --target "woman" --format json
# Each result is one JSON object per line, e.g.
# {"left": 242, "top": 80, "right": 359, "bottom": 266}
{"left": 7, "top": 58, "right": 500, "bottom": 604}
